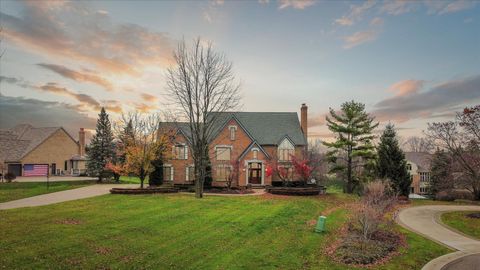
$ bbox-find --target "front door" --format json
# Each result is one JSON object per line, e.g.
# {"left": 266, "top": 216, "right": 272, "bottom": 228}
{"left": 248, "top": 162, "right": 262, "bottom": 185}
{"left": 51, "top": 164, "right": 56, "bottom": 175}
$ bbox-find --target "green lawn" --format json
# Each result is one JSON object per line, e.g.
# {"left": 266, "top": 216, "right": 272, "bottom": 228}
{"left": 0, "top": 192, "right": 450, "bottom": 269}
{"left": 0, "top": 181, "right": 94, "bottom": 203}
{"left": 441, "top": 211, "right": 480, "bottom": 240}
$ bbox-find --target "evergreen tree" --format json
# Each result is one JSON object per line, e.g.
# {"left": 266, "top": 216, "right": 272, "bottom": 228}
{"left": 87, "top": 107, "right": 115, "bottom": 182}
{"left": 324, "top": 100, "right": 379, "bottom": 193}
{"left": 149, "top": 152, "right": 164, "bottom": 186}
{"left": 119, "top": 119, "right": 135, "bottom": 164}
{"left": 430, "top": 149, "right": 453, "bottom": 196}
{"left": 377, "top": 124, "right": 411, "bottom": 196}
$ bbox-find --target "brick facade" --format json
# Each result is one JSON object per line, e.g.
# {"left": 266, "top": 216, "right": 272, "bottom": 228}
{"left": 165, "top": 117, "right": 306, "bottom": 187}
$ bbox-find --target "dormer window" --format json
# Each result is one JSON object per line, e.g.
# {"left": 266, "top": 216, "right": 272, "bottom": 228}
{"left": 278, "top": 138, "right": 294, "bottom": 161}
{"left": 229, "top": 126, "right": 237, "bottom": 141}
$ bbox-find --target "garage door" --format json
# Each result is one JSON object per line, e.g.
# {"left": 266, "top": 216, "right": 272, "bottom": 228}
{"left": 7, "top": 164, "right": 22, "bottom": 177}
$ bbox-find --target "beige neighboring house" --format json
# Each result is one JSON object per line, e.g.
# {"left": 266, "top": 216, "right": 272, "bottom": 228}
{"left": 0, "top": 124, "right": 87, "bottom": 177}
{"left": 405, "top": 152, "right": 432, "bottom": 195}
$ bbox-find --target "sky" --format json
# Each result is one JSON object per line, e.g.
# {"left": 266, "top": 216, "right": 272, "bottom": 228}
{"left": 0, "top": 0, "right": 479, "bottom": 141}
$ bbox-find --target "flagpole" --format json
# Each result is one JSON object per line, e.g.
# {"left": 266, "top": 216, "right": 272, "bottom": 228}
{"left": 47, "top": 164, "right": 49, "bottom": 190}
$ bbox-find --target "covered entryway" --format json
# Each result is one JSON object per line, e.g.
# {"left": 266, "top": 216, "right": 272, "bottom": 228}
{"left": 247, "top": 162, "right": 263, "bottom": 185}
{"left": 7, "top": 164, "right": 22, "bottom": 177}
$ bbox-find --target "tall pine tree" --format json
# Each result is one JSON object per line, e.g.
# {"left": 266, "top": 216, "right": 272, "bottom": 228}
{"left": 377, "top": 124, "right": 411, "bottom": 196}
{"left": 87, "top": 107, "right": 115, "bottom": 182}
{"left": 324, "top": 100, "right": 379, "bottom": 193}
{"left": 430, "top": 149, "right": 453, "bottom": 196}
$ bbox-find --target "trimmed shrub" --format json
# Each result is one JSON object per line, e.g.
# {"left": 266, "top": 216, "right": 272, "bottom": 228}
{"left": 436, "top": 189, "right": 474, "bottom": 201}
{"left": 4, "top": 172, "right": 16, "bottom": 182}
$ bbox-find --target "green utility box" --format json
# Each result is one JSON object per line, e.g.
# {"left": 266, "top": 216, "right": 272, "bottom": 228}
{"left": 315, "top": 216, "right": 327, "bottom": 233}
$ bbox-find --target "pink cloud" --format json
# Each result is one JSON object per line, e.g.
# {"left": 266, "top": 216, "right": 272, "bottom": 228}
{"left": 343, "top": 30, "right": 378, "bottom": 49}
{"left": 278, "top": 0, "right": 316, "bottom": 10}
{"left": 389, "top": 79, "right": 424, "bottom": 97}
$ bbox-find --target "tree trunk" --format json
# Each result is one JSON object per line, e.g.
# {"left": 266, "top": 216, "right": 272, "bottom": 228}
{"left": 346, "top": 153, "right": 353, "bottom": 194}
{"left": 194, "top": 156, "right": 205, "bottom": 198}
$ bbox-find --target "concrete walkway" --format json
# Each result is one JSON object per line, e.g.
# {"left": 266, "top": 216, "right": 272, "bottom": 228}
{"left": 397, "top": 205, "right": 480, "bottom": 270}
{"left": 0, "top": 184, "right": 136, "bottom": 210}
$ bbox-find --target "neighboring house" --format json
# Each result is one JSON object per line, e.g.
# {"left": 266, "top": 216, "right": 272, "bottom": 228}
{"left": 405, "top": 152, "right": 432, "bottom": 194}
{"left": 159, "top": 104, "right": 309, "bottom": 187}
{"left": 0, "top": 124, "right": 87, "bottom": 177}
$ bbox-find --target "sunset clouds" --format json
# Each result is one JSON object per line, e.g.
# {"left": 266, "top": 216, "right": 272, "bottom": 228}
{"left": 388, "top": 80, "right": 424, "bottom": 97}
{"left": 373, "top": 75, "right": 480, "bottom": 122}
{"left": 1, "top": 1, "right": 173, "bottom": 76}
{"left": 0, "top": 0, "right": 478, "bottom": 139}
{"left": 37, "top": 64, "right": 114, "bottom": 92}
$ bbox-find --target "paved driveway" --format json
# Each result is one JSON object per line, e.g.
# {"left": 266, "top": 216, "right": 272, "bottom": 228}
{"left": 0, "top": 184, "right": 136, "bottom": 210}
{"left": 12, "top": 176, "right": 97, "bottom": 182}
{"left": 397, "top": 205, "right": 480, "bottom": 270}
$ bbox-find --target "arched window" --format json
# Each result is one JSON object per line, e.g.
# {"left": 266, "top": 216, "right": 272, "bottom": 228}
{"left": 278, "top": 138, "right": 294, "bottom": 161}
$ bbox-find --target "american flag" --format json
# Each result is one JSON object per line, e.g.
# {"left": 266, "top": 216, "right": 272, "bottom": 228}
{"left": 23, "top": 164, "right": 49, "bottom": 176}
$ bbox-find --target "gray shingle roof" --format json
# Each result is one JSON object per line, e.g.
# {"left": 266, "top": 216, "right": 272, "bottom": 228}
{"left": 0, "top": 124, "right": 64, "bottom": 162}
{"left": 168, "top": 112, "right": 306, "bottom": 146}
{"left": 405, "top": 152, "right": 432, "bottom": 172}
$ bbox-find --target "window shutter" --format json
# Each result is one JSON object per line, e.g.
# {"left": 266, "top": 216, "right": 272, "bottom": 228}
{"left": 172, "top": 146, "right": 176, "bottom": 159}
{"left": 185, "top": 167, "right": 189, "bottom": 181}
{"left": 184, "top": 145, "right": 188, "bottom": 160}
{"left": 171, "top": 167, "right": 174, "bottom": 181}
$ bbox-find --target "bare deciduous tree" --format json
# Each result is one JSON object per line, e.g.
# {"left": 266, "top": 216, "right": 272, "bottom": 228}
{"left": 426, "top": 105, "right": 480, "bottom": 200}
{"left": 166, "top": 38, "right": 241, "bottom": 198}
{"left": 402, "top": 136, "right": 435, "bottom": 153}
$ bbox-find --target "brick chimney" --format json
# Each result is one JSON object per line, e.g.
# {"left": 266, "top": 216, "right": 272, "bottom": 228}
{"left": 79, "top": 128, "right": 86, "bottom": 156}
{"left": 301, "top": 103, "right": 308, "bottom": 140}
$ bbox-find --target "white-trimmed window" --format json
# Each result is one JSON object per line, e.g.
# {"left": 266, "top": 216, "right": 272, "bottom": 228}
{"left": 253, "top": 149, "right": 258, "bottom": 159}
{"left": 278, "top": 139, "right": 294, "bottom": 161}
{"left": 215, "top": 164, "right": 232, "bottom": 181}
{"left": 216, "top": 146, "right": 231, "bottom": 161}
{"left": 229, "top": 126, "right": 237, "bottom": 141}
{"left": 173, "top": 144, "right": 188, "bottom": 160}
{"left": 163, "top": 165, "right": 174, "bottom": 181}
{"left": 186, "top": 166, "right": 195, "bottom": 182}
{"left": 406, "top": 164, "right": 412, "bottom": 171}
{"left": 420, "top": 172, "right": 430, "bottom": 182}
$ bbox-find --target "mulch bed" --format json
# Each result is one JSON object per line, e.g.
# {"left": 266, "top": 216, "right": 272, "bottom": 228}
{"left": 326, "top": 226, "right": 407, "bottom": 268}
{"left": 203, "top": 188, "right": 255, "bottom": 195}
{"left": 266, "top": 186, "right": 324, "bottom": 196}
{"left": 110, "top": 187, "right": 179, "bottom": 194}
{"left": 466, "top": 212, "right": 480, "bottom": 219}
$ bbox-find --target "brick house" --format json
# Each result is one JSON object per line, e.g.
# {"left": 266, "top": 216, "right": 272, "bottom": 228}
{"left": 0, "top": 124, "right": 87, "bottom": 176}
{"left": 160, "top": 104, "right": 308, "bottom": 187}
{"left": 405, "top": 152, "right": 432, "bottom": 194}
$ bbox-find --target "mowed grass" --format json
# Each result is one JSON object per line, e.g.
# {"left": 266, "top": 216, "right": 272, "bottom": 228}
{"left": 441, "top": 211, "right": 480, "bottom": 240}
{"left": 0, "top": 181, "right": 94, "bottom": 203}
{"left": 0, "top": 191, "right": 450, "bottom": 270}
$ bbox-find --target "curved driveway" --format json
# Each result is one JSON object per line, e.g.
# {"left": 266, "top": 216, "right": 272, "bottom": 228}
{"left": 397, "top": 205, "right": 480, "bottom": 270}
{"left": 0, "top": 184, "right": 137, "bottom": 210}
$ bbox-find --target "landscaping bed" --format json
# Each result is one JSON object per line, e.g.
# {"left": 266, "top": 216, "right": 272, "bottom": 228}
{"left": 203, "top": 188, "right": 255, "bottom": 195}
{"left": 329, "top": 227, "right": 406, "bottom": 267}
{"left": 266, "top": 186, "right": 326, "bottom": 196}
{"left": 110, "top": 187, "right": 178, "bottom": 194}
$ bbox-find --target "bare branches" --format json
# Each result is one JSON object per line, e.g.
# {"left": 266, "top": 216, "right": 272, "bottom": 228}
{"left": 165, "top": 37, "right": 241, "bottom": 198}
{"left": 402, "top": 136, "right": 435, "bottom": 153}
